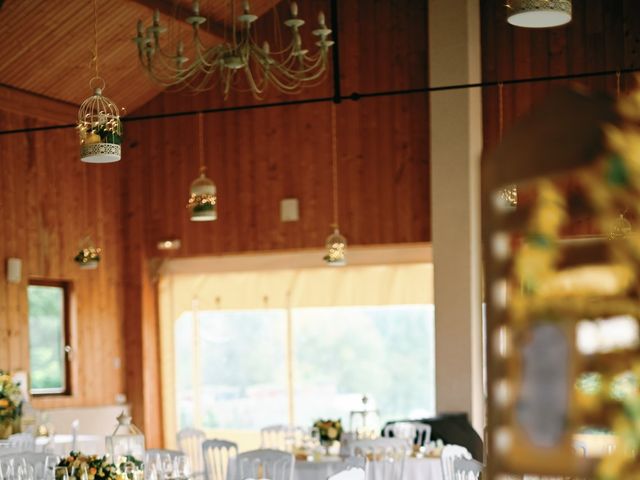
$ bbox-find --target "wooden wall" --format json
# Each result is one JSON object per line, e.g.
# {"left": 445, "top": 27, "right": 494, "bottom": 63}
{"left": 121, "top": 0, "right": 430, "bottom": 443}
{"left": 481, "top": 0, "right": 640, "bottom": 235}
{"left": 482, "top": 0, "right": 640, "bottom": 152}
{"left": 0, "top": 111, "right": 126, "bottom": 410}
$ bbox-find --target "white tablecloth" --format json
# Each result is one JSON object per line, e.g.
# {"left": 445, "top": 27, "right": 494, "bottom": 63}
{"left": 294, "top": 457, "right": 443, "bottom": 480}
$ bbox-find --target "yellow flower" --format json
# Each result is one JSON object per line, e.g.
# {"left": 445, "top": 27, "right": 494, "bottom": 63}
{"left": 0, "top": 399, "right": 9, "bottom": 408}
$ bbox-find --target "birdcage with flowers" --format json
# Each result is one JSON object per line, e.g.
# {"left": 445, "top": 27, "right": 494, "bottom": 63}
{"left": 77, "top": 79, "right": 122, "bottom": 163}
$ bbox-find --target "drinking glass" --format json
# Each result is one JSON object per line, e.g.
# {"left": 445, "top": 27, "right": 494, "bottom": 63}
{"left": 161, "top": 454, "right": 174, "bottom": 480}
{"left": 55, "top": 467, "right": 69, "bottom": 480}
{"left": 145, "top": 463, "right": 158, "bottom": 480}
{"left": 174, "top": 456, "right": 191, "bottom": 480}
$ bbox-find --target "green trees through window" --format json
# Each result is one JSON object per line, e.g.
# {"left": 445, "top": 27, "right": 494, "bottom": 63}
{"left": 27, "top": 282, "right": 69, "bottom": 394}
{"left": 174, "top": 305, "right": 435, "bottom": 431}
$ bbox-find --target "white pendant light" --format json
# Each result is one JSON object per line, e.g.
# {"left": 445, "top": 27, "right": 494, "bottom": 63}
{"left": 507, "top": 0, "right": 571, "bottom": 29}
{"left": 187, "top": 113, "right": 217, "bottom": 222}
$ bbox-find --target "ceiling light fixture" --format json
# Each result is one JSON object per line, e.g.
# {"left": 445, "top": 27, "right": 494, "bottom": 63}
{"left": 78, "top": 0, "right": 122, "bottom": 163}
{"left": 134, "top": 0, "right": 334, "bottom": 99}
{"left": 507, "top": 0, "right": 572, "bottom": 29}
{"left": 323, "top": 103, "right": 346, "bottom": 266}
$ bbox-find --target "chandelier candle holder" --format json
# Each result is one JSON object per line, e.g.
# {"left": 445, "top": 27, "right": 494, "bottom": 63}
{"left": 74, "top": 237, "right": 102, "bottom": 269}
{"left": 507, "top": 0, "right": 572, "bottom": 28}
{"left": 187, "top": 113, "right": 217, "bottom": 221}
{"left": 77, "top": 82, "right": 122, "bottom": 163}
{"left": 134, "top": 0, "right": 333, "bottom": 98}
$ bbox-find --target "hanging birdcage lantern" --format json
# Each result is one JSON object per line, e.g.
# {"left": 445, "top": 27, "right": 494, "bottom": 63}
{"left": 77, "top": 81, "right": 122, "bottom": 163}
{"left": 74, "top": 237, "right": 102, "bottom": 269}
{"left": 324, "top": 225, "right": 347, "bottom": 266}
{"left": 187, "top": 113, "right": 217, "bottom": 222}
{"left": 187, "top": 167, "right": 217, "bottom": 221}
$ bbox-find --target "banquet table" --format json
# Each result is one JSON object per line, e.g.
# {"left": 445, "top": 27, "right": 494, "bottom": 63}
{"left": 293, "top": 456, "right": 443, "bottom": 480}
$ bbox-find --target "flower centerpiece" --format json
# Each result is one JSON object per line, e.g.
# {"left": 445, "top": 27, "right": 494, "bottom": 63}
{"left": 0, "top": 371, "right": 23, "bottom": 439}
{"left": 56, "top": 452, "right": 143, "bottom": 480}
{"left": 313, "top": 419, "right": 343, "bottom": 451}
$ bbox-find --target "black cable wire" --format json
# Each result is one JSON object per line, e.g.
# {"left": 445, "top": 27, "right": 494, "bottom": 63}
{"left": 0, "top": 66, "right": 638, "bottom": 137}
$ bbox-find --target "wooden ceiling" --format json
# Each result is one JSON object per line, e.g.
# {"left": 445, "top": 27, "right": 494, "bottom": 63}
{"left": 0, "top": 0, "right": 281, "bottom": 116}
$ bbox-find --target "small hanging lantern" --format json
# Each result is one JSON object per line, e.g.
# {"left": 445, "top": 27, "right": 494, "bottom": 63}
{"left": 324, "top": 225, "right": 347, "bottom": 266}
{"left": 322, "top": 103, "right": 347, "bottom": 266}
{"left": 78, "top": 0, "right": 122, "bottom": 163}
{"left": 106, "top": 411, "right": 145, "bottom": 461}
{"left": 74, "top": 237, "right": 101, "bottom": 269}
{"left": 187, "top": 167, "right": 217, "bottom": 221}
{"left": 77, "top": 82, "right": 122, "bottom": 163}
{"left": 187, "top": 112, "right": 217, "bottom": 222}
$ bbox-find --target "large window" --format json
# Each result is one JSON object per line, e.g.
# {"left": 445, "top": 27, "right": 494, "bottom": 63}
{"left": 27, "top": 281, "right": 71, "bottom": 395}
{"left": 161, "top": 259, "right": 434, "bottom": 450}
{"left": 174, "top": 305, "right": 435, "bottom": 433}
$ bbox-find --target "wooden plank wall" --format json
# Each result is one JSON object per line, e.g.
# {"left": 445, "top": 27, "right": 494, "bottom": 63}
{"left": 0, "top": 111, "right": 126, "bottom": 410}
{"left": 121, "top": 0, "right": 430, "bottom": 444}
{"left": 481, "top": 0, "right": 640, "bottom": 235}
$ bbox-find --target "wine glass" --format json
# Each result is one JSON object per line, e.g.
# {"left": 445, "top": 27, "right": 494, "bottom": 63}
{"left": 55, "top": 467, "right": 69, "bottom": 480}
{"left": 145, "top": 463, "right": 158, "bottom": 480}
{"left": 79, "top": 464, "right": 89, "bottom": 480}
{"left": 174, "top": 456, "right": 191, "bottom": 480}
{"left": 161, "top": 454, "right": 175, "bottom": 480}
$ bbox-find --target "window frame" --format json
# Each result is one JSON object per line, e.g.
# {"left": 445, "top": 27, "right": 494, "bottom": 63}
{"left": 27, "top": 279, "right": 72, "bottom": 396}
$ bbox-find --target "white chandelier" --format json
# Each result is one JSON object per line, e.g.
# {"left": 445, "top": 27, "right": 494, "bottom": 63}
{"left": 134, "top": 0, "right": 334, "bottom": 98}
{"left": 507, "top": 0, "right": 572, "bottom": 29}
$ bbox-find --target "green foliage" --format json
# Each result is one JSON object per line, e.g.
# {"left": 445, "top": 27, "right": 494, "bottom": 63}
{"left": 28, "top": 286, "right": 64, "bottom": 391}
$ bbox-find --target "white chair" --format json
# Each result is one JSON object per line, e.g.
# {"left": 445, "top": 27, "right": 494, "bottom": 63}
{"left": 349, "top": 438, "right": 409, "bottom": 480}
{"left": 235, "top": 449, "right": 293, "bottom": 480}
{"left": 382, "top": 422, "right": 432, "bottom": 446}
{"left": 202, "top": 439, "right": 237, "bottom": 480}
{"left": 453, "top": 457, "right": 482, "bottom": 480}
{"left": 177, "top": 428, "right": 206, "bottom": 479}
{"left": 441, "top": 445, "right": 472, "bottom": 480}
{"left": 328, "top": 456, "right": 368, "bottom": 480}
{"left": 7, "top": 433, "right": 35, "bottom": 452}
{"left": 260, "top": 425, "right": 305, "bottom": 452}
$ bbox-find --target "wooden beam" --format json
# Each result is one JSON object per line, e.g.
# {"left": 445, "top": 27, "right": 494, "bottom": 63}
{"left": 0, "top": 83, "right": 77, "bottom": 124}
{"left": 129, "top": 0, "right": 229, "bottom": 42}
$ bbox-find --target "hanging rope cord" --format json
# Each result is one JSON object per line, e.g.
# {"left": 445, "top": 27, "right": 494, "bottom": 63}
{"left": 498, "top": 82, "right": 504, "bottom": 141}
{"left": 330, "top": 103, "right": 339, "bottom": 228}
{"left": 198, "top": 112, "right": 206, "bottom": 173}
{"left": 91, "top": 0, "right": 100, "bottom": 81}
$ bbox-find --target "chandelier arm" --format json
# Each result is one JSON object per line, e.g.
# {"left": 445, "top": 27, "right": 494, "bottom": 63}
{"left": 243, "top": 66, "right": 267, "bottom": 99}
{"left": 267, "top": 54, "right": 328, "bottom": 83}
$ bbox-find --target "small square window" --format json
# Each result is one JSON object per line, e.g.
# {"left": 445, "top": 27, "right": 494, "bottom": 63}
{"left": 27, "top": 280, "right": 71, "bottom": 395}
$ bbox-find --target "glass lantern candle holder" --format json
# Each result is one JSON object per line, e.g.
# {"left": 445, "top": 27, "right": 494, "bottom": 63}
{"left": 106, "top": 412, "right": 145, "bottom": 462}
